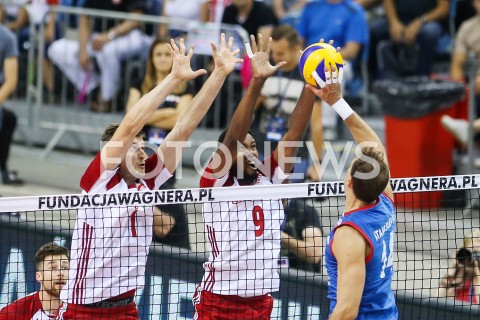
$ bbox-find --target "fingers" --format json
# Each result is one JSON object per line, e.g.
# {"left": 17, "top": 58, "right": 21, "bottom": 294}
{"left": 257, "top": 33, "right": 264, "bottom": 52}
{"left": 319, "top": 38, "right": 324, "bottom": 43}
{"left": 250, "top": 34, "right": 257, "bottom": 54}
{"left": 338, "top": 67, "right": 344, "bottom": 84}
{"left": 312, "top": 70, "right": 325, "bottom": 88}
{"left": 187, "top": 44, "right": 195, "bottom": 59}
{"left": 179, "top": 38, "right": 186, "bottom": 55}
{"left": 232, "top": 48, "right": 241, "bottom": 56}
{"left": 193, "top": 69, "right": 208, "bottom": 78}
{"left": 228, "top": 36, "right": 233, "bottom": 50}
{"left": 273, "top": 61, "right": 287, "bottom": 72}
{"left": 210, "top": 42, "right": 218, "bottom": 55}
{"left": 170, "top": 39, "right": 179, "bottom": 53}
{"left": 245, "top": 41, "right": 254, "bottom": 58}
{"left": 331, "top": 66, "right": 338, "bottom": 84}
{"left": 329, "top": 40, "right": 334, "bottom": 46}
{"left": 325, "top": 67, "right": 332, "bottom": 85}
{"left": 266, "top": 36, "right": 272, "bottom": 56}
{"left": 220, "top": 33, "right": 226, "bottom": 49}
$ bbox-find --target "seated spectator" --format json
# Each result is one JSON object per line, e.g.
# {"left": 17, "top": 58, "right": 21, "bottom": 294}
{"left": 0, "top": 25, "right": 23, "bottom": 185}
{"left": 281, "top": 199, "right": 323, "bottom": 272}
{"left": 222, "top": 0, "right": 277, "bottom": 41}
{"left": 296, "top": 0, "right": 368, "bottom": 137}
{"left": 1, "top": 0, "right": 57, "bottom": 95}
{"left": 0, "top": 242, "right": 69, "bottom": 318}
{"left": 159, "top": 0, "right": 208, "bottom": 38}
{"left": 153, "top": 182, "right": 190, "bottom": 250}
{"left": 435, "top": 229, "right": 480, "bottom": 304}
{"left": 450, "top": 0, "right": 480, "bottom": 95}
{"left": 48, "top": 0, "right": 151, "bottom": 112}
{"left": 370, "top": 0, "right": 449, "bottom": 77}
{"left": 126, "top": 37, "right": 195, "bottom": 147}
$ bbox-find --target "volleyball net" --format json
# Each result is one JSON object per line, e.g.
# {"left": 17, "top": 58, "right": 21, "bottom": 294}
{"left": 0, "top": 174, "right": 480, "bottom": 319}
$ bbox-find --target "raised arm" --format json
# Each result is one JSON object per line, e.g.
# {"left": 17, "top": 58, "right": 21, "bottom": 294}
{"left": 160, "top": 34, "right": 243, "bottom": 174}
{"left": 306, "top": 68, "right": 393, "bottom": 198}
{"left": 101, "top": 38, "right": 207, "bottom": 171}
{"left": 210, "top": 34, "right": 286, "bottom": 177}
{"left": 274, "top": 87, "right": 315, "bottom": 174}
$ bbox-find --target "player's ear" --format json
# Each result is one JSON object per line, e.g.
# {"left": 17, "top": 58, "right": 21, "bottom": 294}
{"left": 36, "top": 271, "right": 42, "bottom": 282}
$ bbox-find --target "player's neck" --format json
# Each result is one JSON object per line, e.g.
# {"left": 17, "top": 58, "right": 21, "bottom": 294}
{"left": 39, "top": 290, "right": 61, "bottom": 315}
{"left": 237, "top": 1, "right": 253, "bottom": 17}
{"left": 345, "top": 197, "right": 372, "bottom": 213}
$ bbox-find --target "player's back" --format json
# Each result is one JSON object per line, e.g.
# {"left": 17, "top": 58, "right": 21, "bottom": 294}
{"left": 325, "top": 193, "right": 398, "bottom": 319}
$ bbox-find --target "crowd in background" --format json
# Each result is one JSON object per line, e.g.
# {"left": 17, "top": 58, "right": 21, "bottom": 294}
{"left": 0, "top": 0, "right": 479, "bottom": 292}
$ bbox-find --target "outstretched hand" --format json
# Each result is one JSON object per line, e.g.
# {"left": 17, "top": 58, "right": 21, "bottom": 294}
{"left": 169, "top": 38, "right": 207, "bottom": 81}
{"left": 306, "top": 67, "right": 343, "bottom": 106}
{"left": 211, "top": 33, "right": 244, "bottom": 75}
{"left": 247, "top": 34, "right": 286, "bottom": 80}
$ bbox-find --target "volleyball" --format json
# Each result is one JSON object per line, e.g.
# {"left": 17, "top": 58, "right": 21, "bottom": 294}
{"left": 298, "top": 42, "right": 344, "bottom": 87}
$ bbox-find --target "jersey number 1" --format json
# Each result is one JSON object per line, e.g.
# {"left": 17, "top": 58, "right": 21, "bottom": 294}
{"left": 252, "top": 205, "right": 265, "bottom": 237}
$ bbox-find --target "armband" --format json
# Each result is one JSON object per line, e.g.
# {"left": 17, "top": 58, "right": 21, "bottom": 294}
{"left": 331, "top": 98, "right": 354, "bottom": 120}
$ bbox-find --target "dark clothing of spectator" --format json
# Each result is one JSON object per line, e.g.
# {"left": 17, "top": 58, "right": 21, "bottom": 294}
{"left": 154, "top": 182, "right": 190, "bottom": 250}
{"left": 395, "top": 0, "right": 437, "bottom": 24}
{"left": 221, "top": 1, "right": 277, "bottom": 37}
{"left": 84, "top": 0, "right": 147, "bottom": 32}
{"left": 283, "top": 199, "right": 322, "bottom": 272}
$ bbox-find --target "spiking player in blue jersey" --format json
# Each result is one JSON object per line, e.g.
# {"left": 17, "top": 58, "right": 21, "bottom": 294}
{"left": 307, "top": 67, "right": 398, "bottom": 319}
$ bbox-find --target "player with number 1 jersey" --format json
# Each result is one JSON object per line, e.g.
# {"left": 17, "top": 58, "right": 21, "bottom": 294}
{"left": 194, "top": 34, "right": 317, "bottom": 319}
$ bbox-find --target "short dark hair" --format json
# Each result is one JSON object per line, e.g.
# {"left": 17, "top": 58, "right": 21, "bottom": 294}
{"left": 218, "top": 129, "right": 255, "bottom": 144}
{"left": 351, "top": 147, "right": 390, "bottom": 203}
{"left": 101, "top": 123, "right": 144, "bottom": 142}
{"left": 271, "top": 25, "right": 302, "bottom": 47}
{"left": 34, "top": 242, "right": 69, "bottom": 271}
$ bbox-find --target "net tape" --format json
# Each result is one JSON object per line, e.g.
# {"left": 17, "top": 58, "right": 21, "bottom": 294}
{"left": 1, "top": 174, "right": 479, "bottom": 212}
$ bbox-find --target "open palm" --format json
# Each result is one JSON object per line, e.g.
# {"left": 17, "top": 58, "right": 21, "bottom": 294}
{"left": 212, "top": 33, "right": 243, "bottom": 74}
{"left": 248, "top": 34, "right": 286, "bottom": 80}
{"left": 169, "top": 38, "right": 207, "bottom": 81}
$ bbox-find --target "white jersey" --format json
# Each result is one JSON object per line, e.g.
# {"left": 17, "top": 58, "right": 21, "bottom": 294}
{"left": 199, "top": 155, "right": 288, "bottom": 297}
{"left": 61, "top": 153, "right": 172, "bottom": 304}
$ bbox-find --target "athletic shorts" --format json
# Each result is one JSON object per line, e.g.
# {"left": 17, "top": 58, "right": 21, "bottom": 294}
{"left": 193, "top": 289, "right": 274, "bottom": 320}
{"left": 56, "top": 302, "right": 139, "bottom": 320}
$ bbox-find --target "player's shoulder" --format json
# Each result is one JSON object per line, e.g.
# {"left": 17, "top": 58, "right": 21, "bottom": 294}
{"left": 0, "top": 291, "right": 38, "bottom": 313}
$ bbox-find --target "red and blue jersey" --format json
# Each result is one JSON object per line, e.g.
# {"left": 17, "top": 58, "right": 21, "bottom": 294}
{"left": 325, "top": 193, "right": 398, "bottom": 319}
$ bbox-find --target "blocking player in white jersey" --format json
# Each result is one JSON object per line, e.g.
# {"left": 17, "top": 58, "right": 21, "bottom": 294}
{"left": 0, "top": 243, "right": 69, "bottom": 320}
{"left": 194, "top": 34, "right": 317, "bottom": 319}
{"left": 56, "top": 35, "right": 243, "bottom": 320}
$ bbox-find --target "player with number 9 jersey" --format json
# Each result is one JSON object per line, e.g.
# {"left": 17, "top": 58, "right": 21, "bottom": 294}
{"left": 193, "top": 34, "right": 318, "bottom": 319}
{"left": 325, "top": 193, "right": 398, "bottom": 318}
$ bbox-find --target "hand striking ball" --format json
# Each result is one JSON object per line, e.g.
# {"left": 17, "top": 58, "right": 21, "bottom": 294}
{"left": 298, "top": 42, "right": 344, "bottom": 87}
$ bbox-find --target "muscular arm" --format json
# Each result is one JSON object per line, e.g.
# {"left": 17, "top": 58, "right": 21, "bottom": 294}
{"left": 307, "top": 71, "right": 393, "bottom": 198}
{"left": 275, "top": 88, "right": 315, "bottom": 174}
{"left": 329, "top": 226, "right": 367, "bottom": 320}
{"left": 0, "top": 56, "right": 18, "bottom": 105}
{"left": 102, "top": 39, "right": 207, "bottom": 170}
{"left": 281, "top": 227, "right": 323, "bottom": 264}
{"left": 211, "top": 34, "right": 285, "bottom": 177}
{"left": 107, "top": 9, "right": 143, "bottom": 37}
{"left": 160, "top": 35, "right": 241, "bottom": 174}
